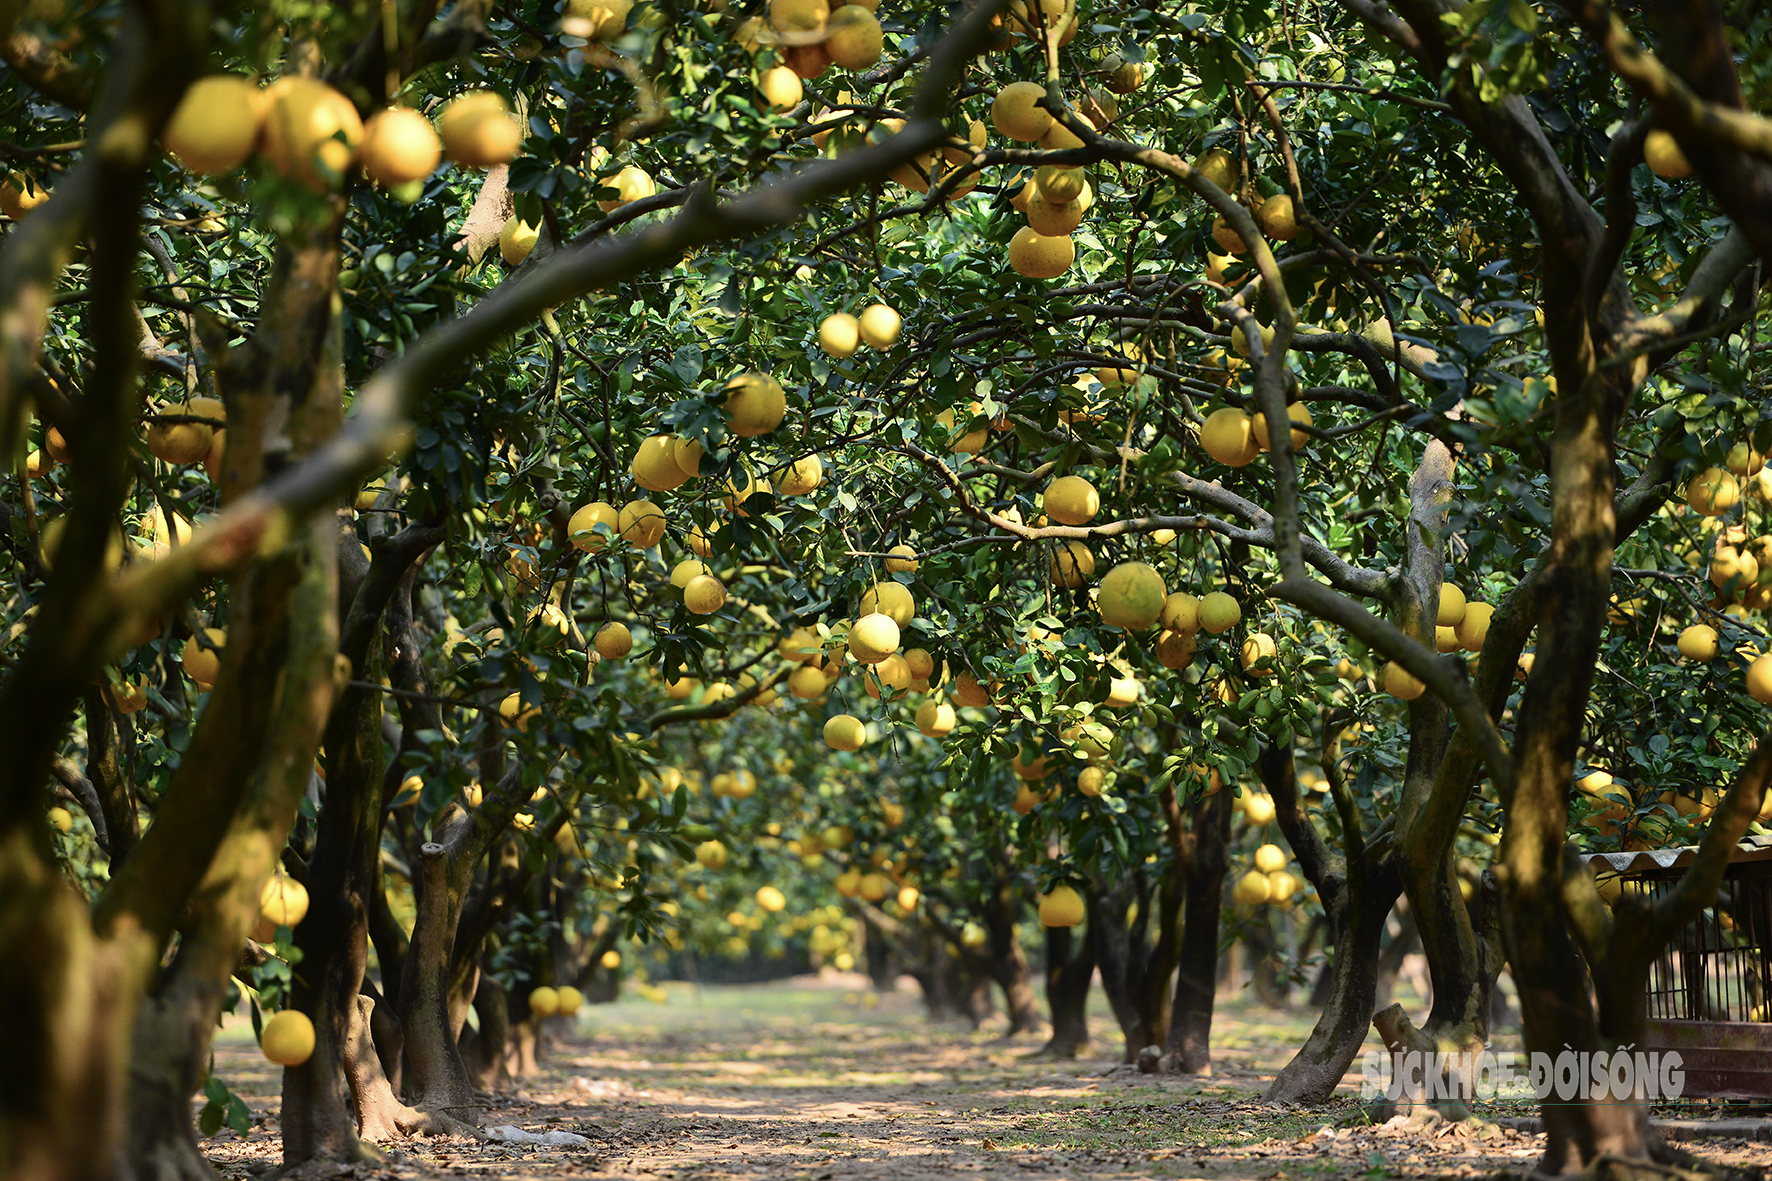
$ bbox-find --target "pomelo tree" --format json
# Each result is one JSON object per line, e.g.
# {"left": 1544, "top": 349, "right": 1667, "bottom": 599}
{"left": 8, "top": 0, "right": 1772, "bottom": 1178}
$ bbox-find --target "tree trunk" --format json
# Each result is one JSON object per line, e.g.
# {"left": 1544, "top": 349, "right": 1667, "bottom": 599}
{"left": 982, "top": 885, "right": 1042, "bottom": 1036}
{"left": 282, "top": 606, "right": 388, "bottom": 1165}
{"left": 1037, "top": 923, "right": 1095, "bottom": 1058}
{"left": 1264, "top": 854, "right": 1402, "bottom": 1103}
{"left": 1088, "top": 877, "right": 1144, "bottom": 1062}
{"left": 124, "top": 528, "right": 335, "bottom": 1180}
{"left": 1164, "top": 786, "right": 1230, "bottom": 1074}
{"left": 463, "top": 974, "right": 512, "bottom": 1092}
{"left": 0, "top": 829, "right": 143, "bottom": 1181}
{"left": 398, "top": 842, "right": 479, "bottom": 1118}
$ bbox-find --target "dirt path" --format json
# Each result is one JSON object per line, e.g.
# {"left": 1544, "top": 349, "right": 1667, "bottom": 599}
{"left": 199, "top": 979, "right": 1771, "bottom": 1180}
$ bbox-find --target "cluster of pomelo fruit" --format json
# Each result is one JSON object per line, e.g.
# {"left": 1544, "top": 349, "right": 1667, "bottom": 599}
{"left": 1371, "top": 584, "right": 1491, "bottom": 701}
{"left": 990, "top": 81, "right": 1097, "bottom": 280}
{"left": 1232, "top": 841, "right": 1300, "bottom": 907}
{"left": 751, "top": 0, "right": 886, "bottom": 115}
{"left": 500, "top": 147, "right": 659, "bottom": 265}
{"left": 158, "top": 74, "right": 520, "bottom": 197}
{"left": 1677, "top": 446, "right": 1772, "bottom": 706}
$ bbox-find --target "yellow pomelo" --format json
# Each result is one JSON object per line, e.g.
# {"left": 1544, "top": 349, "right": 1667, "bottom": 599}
{"left": 594, "top": 622, "right": 633, "bottom": 659}
{"left": 1233, "top": 870, "right": 1272, "bottom": 906}
{"left": 1154, "top": 629, "right": 1197, "bottom": 670}
{"left": 1044, "top": 475, "right": 1099, "bottom": 524}
{"left": 867, "top": 652, "right": 913, "bottom": 696}
{"left": 670, "top": 436, "right": 704, "bottom": 479}
{"left": 859, "top": 580, "right": 915, "bottom": 627}
{"left": 618, "top": 500, "right": 666, "bottom": 548}
{"left": 1034, "top": 164, "right": 1085, "bottom": 204}
{"left": 1229, "top": 321, "right": 1275, "bottom": 359}
{"left": 556, "top": 985, "right": 586, "bottom": 1013}
{"left": 770, "top": 0, "right": 828, "bottom": 32}
{"left": 858, "top": 303, "right": 902, "bottom": 348}
{"left": 1728, "top": 441, "right": 1765, "bottom": 477}
{"left": 1025, "top": 191, "right": 1085, "bottom": 236}
{"left": 146, "top": 399, "right": 219, "bottom": 465}
{"left": 182, "top": 627, "right": 227, "bottom": 687}
{"left": 360, "top": 107, "right": 442, "bottom": 186}
{"left": 1256, "top": 193, "right": 1300, "bottom": 241}
{"left": 1749, "top": 654, "right": 1772, "bottom": 705}
{"left": 163, "top": 76, "right": 263, "bottom": 174}
{"left": 759, "top": 66, "right": 804, "bottom": 112}
{"left": 825, "top": 6, "right": 883, "bottom": 69}
{"left": 915, "top": 699, "right": 956, "bottom": 737}
{"left": 1200, "top": 407, "right": 1258, "bottom": 467}
{"left": 992, "top": 81, "right": 1053, "bottom": 141}
{"left": 597, "top": 164, "right": 655, "bottom": 211}
{"left": 1106, "top": 58, "right": 1145, "bottom": 93}
{"left": 776, "top": 454, "right": 823, "bottom": 496}
{"left": 1008, "top": 226, "right": 1074, "bottom": 279}
{"left": 938, "top": 405, "right": 989, "bottom": 453}
{"left": 569, "top": 501, "right": 619, "bottom": 551}
{"left": 565, "top": 0, "right": 634, "bottom": 39}
{"left": 683, "top": 574, "right": 727, "bottom": 614}
{"left": 1212, "top": 215, "right": 1247, "bottom": 255}
{"left": 1160, "top": 592, "right": 1200, "bottom": 634}
{"left": 1243, "top": 792, "right": 1276, "bottom": 825}
{"left": 824, "top": 714, "right": 867, "bottom": 751}
{"left": 1050, "top": 540, "right": 1094, "bottom": 587}
{"left": 819, "top": 312, "right": 860, "bottom": 357}
{"left": 1382, "top": 661, "right": 1426, "bottom": 700}
{"left": 499, "top": 217, "right": 540, "bottom": 265}
{"left": 1037, "top": 110, "right": 1095, "bottom": 163}
{"left": 1241, "top": 631, "right": 1277, "bottom": 672}
{"left": 1105, "top": 674, "right": 1139, "bottom": 708}
{"left": 883, "top": 546, "right": 921, "bottom": 577}
{"left": 0, "top": 173, "right": 48, "bottom": 219}
{"left": 1688, "top": 467, "right": 1740, "bottom": 516}
{"left": 632, "top": 435, "right": 689, "bottom": 491}
{"left": 1678, "top": 623, "right": 1719, "bottom": 661}
{"left": 437, "top": 91, "right": 521, "bottom": 167}
{"left": 1457, "top": 602, "right": 1493, "bottom": 652}
{"left": 671, "top": 559, "right": 711, "bottom": 588}
{"left": 1097, "top": 561, "right": 1166, "bottom": 629}
{"left": 261, "top": 78, "right": 364, "bottom": 190}
{"left": 1038, "top": 884, "right": 1084, "bottom": 927}
{"left": 259, "top": 874, "right": 310, "bottom": 927}
{"left": 261, "top": 1010, "right": 317, "bottom": 1066}
{"left": 1254, "top": 843, "right": 1287, "bottom": 873}
{"left": 1438, "top": 584, "right": 1467, "bottom": 626}
{"left": 1193, "top": 147, "right": 1237, "bottom": 192}
{"left": 723, "top": 371, "right": 787, "bottom": 437}
{"left": 529, "top": 987, "right": 560, "bottom": 1017}
{"left": 788, "top": 664, "right": 829, "bottom": 699}
{"left": 1197, "top": 591, "right": 1240, "bottom": 633}
{"left": 780, "top": 626, "right": 820, "bottom": 662}
{"left": 696, "top": 839, "right": 729, "bottom": 869}
{"left": 953, "top": 671, "right": 993, "bottom": 708}
{"left": 1644, "top": 129, "right": 1691, "bottom": 179}
{"left": 849, "top": 613, "right": 900, "bottom": 663}
{"left": 1251, "top": 402, "right": 1312, "bottom": 451}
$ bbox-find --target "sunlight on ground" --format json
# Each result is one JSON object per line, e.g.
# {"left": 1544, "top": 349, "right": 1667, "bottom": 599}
{"left": 197, "top": 975, "right": 1768, "bottom": 1181}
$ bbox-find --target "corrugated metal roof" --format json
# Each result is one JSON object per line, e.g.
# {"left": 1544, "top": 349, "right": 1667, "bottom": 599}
{"left": 1579, "top": 835, "right": 1772, "bottom": 875}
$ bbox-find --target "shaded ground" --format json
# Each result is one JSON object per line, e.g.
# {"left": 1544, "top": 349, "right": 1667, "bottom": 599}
{"left": 200, "top": 978, "right": 1772, "bottom": 1180}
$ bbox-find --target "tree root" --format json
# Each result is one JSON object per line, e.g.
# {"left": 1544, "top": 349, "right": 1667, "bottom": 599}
{"left": 1518, "top": 1136, "right": 1765, "bottom": 1181}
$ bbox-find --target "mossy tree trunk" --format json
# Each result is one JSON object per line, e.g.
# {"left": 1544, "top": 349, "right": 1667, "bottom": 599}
{"left": 1164, "top": 786, "right": 1230, "bottom": 1074}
